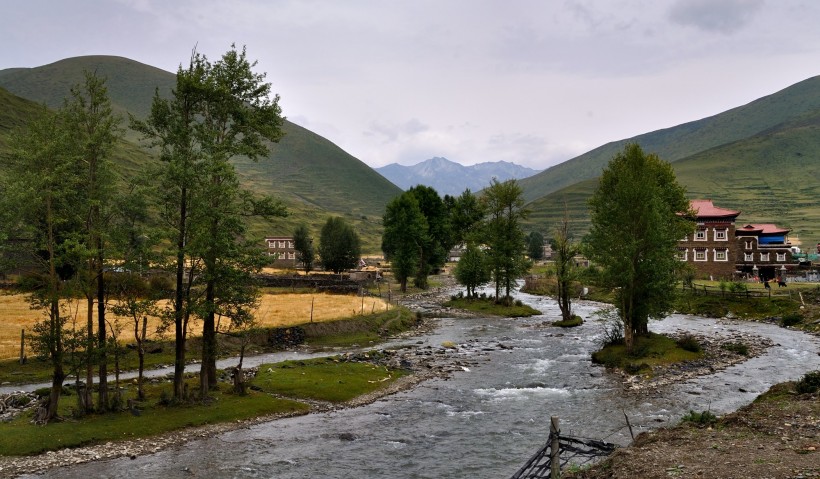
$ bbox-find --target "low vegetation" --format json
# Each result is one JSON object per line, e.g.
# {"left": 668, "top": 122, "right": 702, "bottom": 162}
{"left": 680, "top": 409, "right": 718, "bottom": 426}
{"left": 253, "top": 357, "right": 406, "bottom": 403}
{"left": 444, "top": 295, "right": 541, "bottom": 318}
{"left": 553, "top": 315, "right": 583, "bottom": 328}
{"left": 591, "top": 332, "right": 703, "bottom": 375}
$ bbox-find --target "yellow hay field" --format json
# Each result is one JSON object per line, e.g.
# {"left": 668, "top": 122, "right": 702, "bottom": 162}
{"left": 0, "top": 292, "right": 388, "bottom": 359}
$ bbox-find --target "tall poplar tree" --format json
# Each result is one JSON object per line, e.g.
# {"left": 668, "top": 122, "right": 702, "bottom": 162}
{"left": 293, "top": 224, "right": 315, "bottom": 273}
{"left": 319, "top": 217, "right": 361, "bottom": 274}
{"left": 584, "top": 143, "right": 694, "bottom": 351}
{"left": 552, "top": 208, "right": 579, "bottom": 322}
{"left": 63, "top": 72, "right": 122, "bottom": 412}
{"left": 2, "top": 106, "right": 84, "bottom": 422}
{"left": 382, "top": 192, "right": 427, "bottom": 292}
{"left": 405, "top": 186, "right": 450, "bottom": 289}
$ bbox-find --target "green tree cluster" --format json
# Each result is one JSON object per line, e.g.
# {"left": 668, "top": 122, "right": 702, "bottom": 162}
{"left": 1, "top": 45, "right": 289, "bottom": 422}
{"left": 481, "top": 179, "right": 531, "bottom": 303}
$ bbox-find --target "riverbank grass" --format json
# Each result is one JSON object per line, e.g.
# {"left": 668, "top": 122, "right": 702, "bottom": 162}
{"left": 591, "top": 333, "right": 703, "bottom": 374}
{"left": 0, "top": 382, "right": 308, "bottom": 456}
{"left": 0, "top": 357, "right": 408, "bottom": 456}
{"left": 253, "top": 357, "right": 406, "bottom": 403}
{"left": 444, "top": 297, "right": 541, "bottom": 317}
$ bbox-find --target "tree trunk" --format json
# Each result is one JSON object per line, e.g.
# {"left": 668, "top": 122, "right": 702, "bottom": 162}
{"left": 173, "top": 191, "right": 187, "bottom": 401}
{"left": 96, "top": 240, "right": 108, "bottom": 411}
{"left": 200, "top": 279, "right": 217, "bottom": 396}
{"left": 85, "top": 296, "right": 94, "bottom": 412}
{"left": 136, "top": 315, "right": 147, "bottom": 400}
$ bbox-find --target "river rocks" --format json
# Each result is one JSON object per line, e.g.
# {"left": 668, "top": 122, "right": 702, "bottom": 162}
{"left": 618, "top": 330, "right": 774, "bottom": 392}
{"left": 0, "top": 391, "right": 39, "bottom": 422}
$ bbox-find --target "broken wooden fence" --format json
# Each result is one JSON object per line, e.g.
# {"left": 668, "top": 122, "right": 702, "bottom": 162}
{"left": 511, "top": 417, "right": 617, "bottom": 479}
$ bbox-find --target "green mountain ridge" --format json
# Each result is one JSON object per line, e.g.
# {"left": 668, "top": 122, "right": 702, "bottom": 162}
{"left": 519, "top": 75, "right": 820, "bottom": 203}
{"left": 526, "top": 106, "right": 820, "bottom": 243}
{"left": 0, "top": 56, "right": 402, "bottom": 251}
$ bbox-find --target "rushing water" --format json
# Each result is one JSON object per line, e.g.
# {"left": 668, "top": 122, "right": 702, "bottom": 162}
{"left": 22, "top": 290, "right": 820, "bottom": 479}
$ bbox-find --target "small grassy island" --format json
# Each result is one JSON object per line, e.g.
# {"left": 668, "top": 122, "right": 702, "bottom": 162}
{"left": 444, "top": 295, "right": 541, "bottom": 318}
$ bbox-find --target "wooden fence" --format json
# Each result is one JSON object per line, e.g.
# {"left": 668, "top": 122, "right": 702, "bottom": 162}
{"left": 685, "top": 283, "right": 797, "bottom": 299}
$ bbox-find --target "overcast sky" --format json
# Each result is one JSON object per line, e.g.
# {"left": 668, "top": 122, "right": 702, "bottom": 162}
{"left": 3, "top": 0, "right": 820, "bottom": 169}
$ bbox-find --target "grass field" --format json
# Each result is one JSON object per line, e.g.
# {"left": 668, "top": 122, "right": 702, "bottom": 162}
{"left": 0, "top": 292, "right": 389, "bottom": 360}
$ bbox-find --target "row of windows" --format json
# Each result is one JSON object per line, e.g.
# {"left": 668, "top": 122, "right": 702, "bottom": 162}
{"left": 679, "top": 248, "right": 729, "bottom": 262}
{"left": 680, "top": 248, "right": 787, "bottom": 262}
{"left": 691, "top": 228, "right": 729, "bottom": 241}
{"left": 743, "top": 252, "right": 787, "bottom": 262}
{"left": 267, "top": 252, "right": 296, "bottom": 259}
{"left": 267, "top": 240, "right": 295, "bottom": 249}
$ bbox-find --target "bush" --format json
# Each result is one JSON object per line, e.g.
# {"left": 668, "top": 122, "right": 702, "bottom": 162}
{"left": 149, "top": 274, "right": 174, "bottom": 296}
{"left": 676, "top": 334, "right": 702, "bottom": 353}
{"left": 795, "top": 370, "right": 820, "bottom": 394}
{"left": 554, "top": 315, "right": 583, "bottom": 328}
{"left": 682, "top": 409, "right": 717, "bottom": 426}
{"left": 781, "top": 313, "right": 803, "bottom": 327}
{"left": 595, "top": 308, "right": 624, "bottom": 347}
{"left": 729, "top": 282, "right": 748, "bottom": 293}
{"left": 722, "top": 342, "right": 749, "bottom": 356}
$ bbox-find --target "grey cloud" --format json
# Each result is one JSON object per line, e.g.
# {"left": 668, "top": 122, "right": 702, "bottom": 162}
{"left": 668, "top": 0, "right": 764, "bottom": 34}
{"left": 366, "top": 118, "right": 429, "bottom": 143}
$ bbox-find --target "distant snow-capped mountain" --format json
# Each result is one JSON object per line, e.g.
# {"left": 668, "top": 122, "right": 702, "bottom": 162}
{"left": 375, "top": 157, "right": 541, "bottom": 196}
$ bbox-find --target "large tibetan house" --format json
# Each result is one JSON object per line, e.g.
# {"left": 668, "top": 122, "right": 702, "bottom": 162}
{"left": 679, "top": 200, "right": 793, "bottom": 280}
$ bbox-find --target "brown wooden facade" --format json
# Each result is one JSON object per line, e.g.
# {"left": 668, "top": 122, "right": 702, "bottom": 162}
{"left": 678, "top": 200, "right": 792, "bottom": 280}
{"left": 265, "top": 236, "right": 297, "bottom": 267}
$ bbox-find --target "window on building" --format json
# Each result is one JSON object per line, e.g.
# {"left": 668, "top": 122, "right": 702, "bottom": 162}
{"left": 777, "top": 252, "right": 786, "bottom": 262}
{"left": 279, "top": 240, "right": 286, "bottom": 248}
{"left": 695, "top": 230, "right": 707, "bottom": 241}
{"left": 267, "top": 240, "right": 276, "bottom": 248}
{"left": 288, "top": 241, "right": 294, "bottom": 249}
{"left": 678, "top": 249, "right": 688, "bottom": 261}
{"left": 760, "top": 252, "right": 770, "bottom": 262}
{"left": 745, "top": 240, "right": 753, "bottom": 250}
{"left": 714, "top": 249, "right": 728, "bottom": 261}
{"left": 744, "top": 253, "right": 753, "bottom": 261}
{"left": 694, "top": 249, "right": 707, "bottom": 261}
{"left": 714, "top": 228, "right": 727, "bottom": 241}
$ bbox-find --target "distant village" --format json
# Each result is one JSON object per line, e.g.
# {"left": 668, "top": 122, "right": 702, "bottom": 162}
{"left": 265, "top": 198, "right": 819, "bottom": 285}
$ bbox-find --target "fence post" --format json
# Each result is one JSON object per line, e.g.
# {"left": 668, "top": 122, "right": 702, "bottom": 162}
{"left": 550, "top": 416, "right": 560, "bottom": 479}
{"left": 19, "top": 329, "right": 26, "bottom": 365}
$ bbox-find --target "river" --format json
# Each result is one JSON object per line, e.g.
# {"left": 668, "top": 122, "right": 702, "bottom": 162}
{"left": 20, "top": 290, "right": 820, "bottom": 479}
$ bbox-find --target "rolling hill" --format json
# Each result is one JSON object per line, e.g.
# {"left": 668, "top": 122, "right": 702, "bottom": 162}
{"left": 518, "top": 75, "right": 820, "bottom": 204}
{"left": 524, "top": 106, "right": 820, "bottom": 243}
{"left": 0, "top": 56, "right": 402, "bottom": 251}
